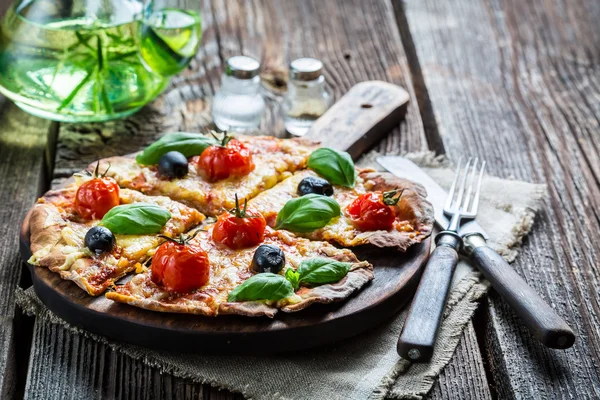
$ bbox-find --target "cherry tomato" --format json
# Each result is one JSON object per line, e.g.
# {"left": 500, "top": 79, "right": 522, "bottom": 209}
{"left": 212, "top": 196, "right": 266, "bottom": 249}
{"left": 151, "top": 240, "right": 210, "bottom": 293}
{"left": 197, "top": 139, "right": 255, "bottom": 181}
{"left": 346, "top": 192, "right": 397, "bottom": 231}
{"left": 75, "top": 176, "right": 120, "bottom": 219}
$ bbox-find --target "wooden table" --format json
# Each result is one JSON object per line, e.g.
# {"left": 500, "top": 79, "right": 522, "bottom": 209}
{"left": 1, "top": 0, "right": 598, "bottom": 398}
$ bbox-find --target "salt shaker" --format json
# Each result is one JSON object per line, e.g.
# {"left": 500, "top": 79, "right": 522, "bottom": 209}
{"left": 282, "top": 58, "right": 331, "bottom": 136}
{"left": 212, "top": 56, "right": 265, "bottom": 132}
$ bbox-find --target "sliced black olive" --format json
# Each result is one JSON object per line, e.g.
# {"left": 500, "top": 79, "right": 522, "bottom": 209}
{"left": 158, "top": 151, "right": 189, "bottom": 179}
{"left": 251, "top": 244, "right": 285, "bottom": 273}
{"left": 85, "top": 226, "right": 116, "bottom": 254}
{"left": 297, "top": 176, "right": 334, "bottom": 196}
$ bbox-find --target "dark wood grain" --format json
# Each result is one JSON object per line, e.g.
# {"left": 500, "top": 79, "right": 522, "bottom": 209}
{"left": 21, "top": 0, "right": 492, "bottom": 398}
{"left": 425, "top": 322, "right": 492, "bottom": 400}
{"left": 399, "top": 0, "right": 600, "bottom": 397}
{"left": 0, "top": 98, "right": 53, "bottom": 399}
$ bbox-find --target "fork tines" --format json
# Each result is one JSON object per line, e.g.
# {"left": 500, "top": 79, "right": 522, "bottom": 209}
{"left": 445, "top": 157, "right": 486, "bottom": 217}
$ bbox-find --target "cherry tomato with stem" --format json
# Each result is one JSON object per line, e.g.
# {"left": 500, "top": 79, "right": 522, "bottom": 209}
{"left": 212, "top": 194, "right": 266, "bottom": 250}
{"left": 197, "top": 133, "right": 255, "bottom": 182}
{"left": 346, "top": 188, "right": 404, "bottom": 231}
{"left": 75, "top": 161, "right": 120, "bottom": 219}
{"left": 151, "top": 232, "right": 210, "bottom": 293}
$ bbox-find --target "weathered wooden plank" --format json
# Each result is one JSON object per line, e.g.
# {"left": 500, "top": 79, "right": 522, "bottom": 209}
{"left": 425, "top": 322, "right": 492, "bottom": 400}
{"left": 24, "top": 0, "right": 489, "bottom": 399}
{"left": 400, "top": 0, "right": 600, "bottom": 397}
{"left": 0, "top": 99, "right": 52, "bottom": 399}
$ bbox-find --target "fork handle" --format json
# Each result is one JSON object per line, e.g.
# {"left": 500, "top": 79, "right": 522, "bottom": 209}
{"left": 463, "top": 233, "right": 575, "bottom": 349}
{"left": 397, "top": 232, "right": 460, "bottom": 362}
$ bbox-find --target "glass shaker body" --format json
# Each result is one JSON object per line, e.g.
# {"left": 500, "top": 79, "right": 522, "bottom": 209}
{"left": 282, "top": 59, "right": 331, "bottom": 136}
{"left": 212, "top": 56, "right": 265, "bottom": 132}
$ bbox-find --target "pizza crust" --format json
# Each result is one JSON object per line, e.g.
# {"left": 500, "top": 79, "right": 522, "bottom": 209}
{"left": 346, "top": 171, "right": 435, "bottom": 251}
{"left": 249, "top": 169, "right": 435, "bottom": 251}
{"left": 28, "top": 184, "right": 204, "bottom": 296}
{"left": 281, "top": 267, "right": 373, "bottom": 312}
{"left": 27, "top": 135, "right": 430, "bottom": 316}
{"left": 29, "top": 202, "right": 129, "bottom": 295}
{"left": 106, "top": 229, "right": 374, "bottom": 317}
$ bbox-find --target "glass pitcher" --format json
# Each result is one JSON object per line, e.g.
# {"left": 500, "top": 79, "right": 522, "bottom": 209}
{"left": 0, "top": 0, "right": 202, "bottom": 122}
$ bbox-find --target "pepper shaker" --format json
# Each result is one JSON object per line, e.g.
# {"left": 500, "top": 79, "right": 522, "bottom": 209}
{"left": 282, "top": 58, "right": 331, "bottom": 136}
{"left": 212, "top": 56, "right": 265, "bottom": 132}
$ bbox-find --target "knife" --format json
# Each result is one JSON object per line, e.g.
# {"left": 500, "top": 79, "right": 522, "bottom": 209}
{"left": 377, "top": 156, "right": 575, "bottom": 350}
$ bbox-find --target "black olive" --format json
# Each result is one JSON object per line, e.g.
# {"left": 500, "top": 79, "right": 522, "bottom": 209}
{"left": 251, "top": 244, "right": 285, "bottom": 273}
{"left": 84, "top": 226, "right": 116, "bottom": 254}
{"left": 158, "top": 151, "right": 189, "bottom": 179}
{"left": 297, "top": 176, "right": 334, "bottom": 196}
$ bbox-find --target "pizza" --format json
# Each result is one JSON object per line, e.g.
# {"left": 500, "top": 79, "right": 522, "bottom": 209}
{"left": 94, "top": 134, "right": 319, "bottom": 215}
{"left": 106, "top": 228, "right": 373, "bottom": 317}
{"left": 248, "top": 169, "right": 434, "bottom": 251}
{"left": 27, "top": 133, "right": 433, "bottom": 316}
{"left": 28, "top": 172, "right": 204, "bottom": 295}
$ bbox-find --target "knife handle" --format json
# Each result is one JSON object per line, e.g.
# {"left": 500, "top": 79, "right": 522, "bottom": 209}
{"left": 463, "top": 233, "right": 575, "bottom": 349}
{"left": 397, "top": 232, "right": 460, "bottom": 362}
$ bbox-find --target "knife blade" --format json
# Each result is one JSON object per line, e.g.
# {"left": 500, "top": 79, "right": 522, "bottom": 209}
{"left": 376, "top": 156, "right": 487, "bottom": 238}
{"left": 377, "top": 155, "right": 576, "bottom": 350}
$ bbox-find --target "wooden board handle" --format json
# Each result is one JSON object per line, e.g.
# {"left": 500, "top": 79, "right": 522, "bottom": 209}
{"left": 467, "top": 240, "right": 575, "bottom": 349}
{"left": 303, "top": 81, "right": 409, "bottom": 160}
{"left": 397, "top": 238, "right": 459, "bottom": 362}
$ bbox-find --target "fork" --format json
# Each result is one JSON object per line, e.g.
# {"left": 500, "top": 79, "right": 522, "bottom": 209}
{"left": 397, "top": 157, "right": 484, "bottom": 362}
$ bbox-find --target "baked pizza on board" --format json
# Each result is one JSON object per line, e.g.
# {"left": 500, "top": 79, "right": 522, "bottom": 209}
{"left": 28, "top": 166, "right": 204, "bottom": 295}
{"left": 27, "top": 132, "right": 433, "bottom": 317}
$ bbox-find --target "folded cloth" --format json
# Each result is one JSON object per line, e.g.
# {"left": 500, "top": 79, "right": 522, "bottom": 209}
{"left": 15, "top": 151, "right": 546, "bottom": 400}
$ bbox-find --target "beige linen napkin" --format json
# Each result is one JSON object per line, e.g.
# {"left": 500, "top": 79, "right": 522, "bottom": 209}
{"left": 15, "top": 152, "right": 545, "bottom": 400}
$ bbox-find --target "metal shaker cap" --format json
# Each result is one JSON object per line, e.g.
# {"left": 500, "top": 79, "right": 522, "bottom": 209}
{"left": 225, "top": 56, "right": 260, "bottom": 79}
{"left": 289, "top": 58, "right": 323, "bottom": 81}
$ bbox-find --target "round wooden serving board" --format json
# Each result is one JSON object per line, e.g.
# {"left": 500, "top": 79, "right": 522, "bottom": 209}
{"left": 20, "top": 209, "right": 429, "bottom": 354}
{"left": 19, "top": 81, "right": 428, "bottom": 354}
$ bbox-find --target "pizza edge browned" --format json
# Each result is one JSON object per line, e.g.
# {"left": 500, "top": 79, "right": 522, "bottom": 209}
{"left": 28, "top": 185, "right": 205, "bottom": 296}
{"left": 105, "top": 261, "right": 374, "bottom": 318}
{"left": 29, "top": 200, "right": 133, "bottom": 296}
{"left": 350, "top": 170, "right": 435, "bottom": 251}
{"left": 28, "top": 135, "right": 430, "bottom": 316}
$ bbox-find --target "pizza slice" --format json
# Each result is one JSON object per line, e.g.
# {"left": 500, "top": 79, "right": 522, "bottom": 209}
{"left": 248, "top": 169, "right": 434, "bottom": 251}
{"left": 94, "top": 133, "right": 319, "bottom": 216}
{"left": 28, "top": 173, "right": 204, "bottom": 295}
{"left": 106, "top": 214, "right": 373, "bottom": 317}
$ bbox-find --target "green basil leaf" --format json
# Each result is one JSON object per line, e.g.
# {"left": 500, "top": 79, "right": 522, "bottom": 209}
{"left": 274, "top": 194, "right": 341, "bottom": 232}
{"left": 136, "top": 132, "right": 219, "bottom": 165}
{"left": 100, "top": 203, "right": 171, "bottom": 235}
{"left": 297, "top": 257, "right": 351, "bottom": 286}
{"left": 228, "top": 273, "right": 295, "bottom": 302}
{"left": 285, "top": 268, "right": 300, "bottom": 291}
{"left": 307, "top": 147, "right": 357, "bottom": 188}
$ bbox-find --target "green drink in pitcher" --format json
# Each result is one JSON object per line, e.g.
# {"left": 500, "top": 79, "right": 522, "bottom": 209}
{"left": 0, "top": 0, "right": 202, "bottom": 122}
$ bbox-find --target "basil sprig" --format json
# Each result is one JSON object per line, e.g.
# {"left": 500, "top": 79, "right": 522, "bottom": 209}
{"left": 228, "top": 258, "right": 352, "bottom": 302}
{"left": 227, "top": 273, "right": 294, "bottom": 302}
{"left": 285, "top": 258, "right": 351, "bottom": 290}
{"left": 136, "top": 132, "right": 219, "bottom": 165}
{"left": 307, "top": 147, "right": 357, "bottom": 188}
{"left": 100, "top": 203, "right": 172, "bottom": 235}
{"left": 274, "top": 194, "right": 340, "bottom": 232}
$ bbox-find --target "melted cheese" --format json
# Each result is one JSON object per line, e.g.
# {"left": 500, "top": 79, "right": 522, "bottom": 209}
{"left": 249, "top": 170, "right": 417, "bottom": 247}
{"left": 100, "top": 136, "right": 317, "bottom": 216}
{"left": 110, "top": 228, "right": 364, "bottom": 315}
{"left": 31, "top": 182, "right": 204, "bottom": 293}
